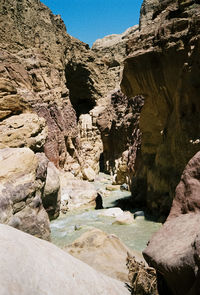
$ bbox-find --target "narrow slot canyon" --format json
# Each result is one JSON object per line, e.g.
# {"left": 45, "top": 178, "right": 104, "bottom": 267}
{"left": 0, "top": 0, "right": 200, "bottom": 294}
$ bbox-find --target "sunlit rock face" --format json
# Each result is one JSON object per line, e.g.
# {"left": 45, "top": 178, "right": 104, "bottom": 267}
{"left": 0, "top": 224, "right": 130, "bottom": 295}
{"left": 0, "top": 0, "right": 140, "bottom": 184}
{"left": 121, "top": 0, "right": 200, "bottom": 217}
{"left": 0, "top": 148, "right": 60, "bottom": 240}
{"left": 0, "top": 0, "right": 80, "bottom": 170}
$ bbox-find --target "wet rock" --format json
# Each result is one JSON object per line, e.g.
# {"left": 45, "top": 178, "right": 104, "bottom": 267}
{"left": 0, "top": 224, "right": 130, "bottom": 295}
{"left": 65, "top": 228, "right": 144, "bottom": 282}
{"left": 134, "top": 211, "right": 145, "bottom": 219}
{"left": 98, "top": 208, "right": 124, "bottom": 218}
{"left": 120, "top": 183, "right": 129, "bottom": 191}
{"left": 112, "top": 211, "right": 134, "bottom": 225}
{"left": 74, "top": 225, "right": 82, "bottom": 231}
{"left": 95, "top": 193, "right": 104, "bottom": 210}
{"left": 106, "top": 185, "right": 120, "bottom": 191}
{"left": 99, "top": 207, "right": 134, "bottom": 225}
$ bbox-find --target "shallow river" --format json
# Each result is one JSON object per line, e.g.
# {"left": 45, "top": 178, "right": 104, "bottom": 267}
{"left": 51, "top": 173, "right": 161, "bottom": 252}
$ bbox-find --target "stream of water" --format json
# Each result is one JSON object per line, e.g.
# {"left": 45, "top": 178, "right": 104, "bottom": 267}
{"left": 51, "top": 173, "right": 161, "bottom": 252}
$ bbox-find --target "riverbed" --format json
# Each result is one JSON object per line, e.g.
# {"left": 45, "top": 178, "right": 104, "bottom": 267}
{"left": 51, "top": 173, "right": 161, "bottom": 252}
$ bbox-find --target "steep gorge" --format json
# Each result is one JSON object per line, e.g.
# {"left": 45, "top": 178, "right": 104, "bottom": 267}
{"left": 0, "top": 0, "right": 200, "bottom": 232}
{"left": 0, "top": 0, "right": 142, "bottom": 237}
{"left": 0, "top": 0, "right": 140, "bottom": 185}
{"left": 121, "top": 0, "right": 200, "bottom": 218}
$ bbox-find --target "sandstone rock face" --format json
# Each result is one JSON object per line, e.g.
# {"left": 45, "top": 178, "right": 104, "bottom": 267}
{"left": 0, "top": 148, "right": 50, "bottom": 240}
{"left": 0, "top": 0, "right": 140, "bottom": 185}
{"left": 92, "top": 26, "right": 138, "bottom": 92}
{"left": 43, "top": 161, "right": 61, "bottom": 220}
{"left": 65, "top": 228, "right": 144, "bottom": 282}
{"left": 78, "top": 113, "right": 103, "bottom": 175}
{"left": 121, "top": 0, "right": 200, "bottom": 216}
{"left": 0, "top": 113, "right": 47, "bottom": 151}
{"left": 0, "top": 0, "right": 81, "bottom": 169}
{"left": 0, "top": 224, "right": 130, "bottom": 295}
{"left": 143, "top": 152, "right": 200, "bottom": 295}
{"left": 97, "top": 90, "right": 144, "bottom": 185}
{"left": 0, "top": 148, "right": 60, "bottom": 239}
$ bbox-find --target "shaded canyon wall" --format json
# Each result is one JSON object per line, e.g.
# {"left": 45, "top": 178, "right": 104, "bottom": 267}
{"left": 121, "top": 0, "right": 200, "bottom": 217}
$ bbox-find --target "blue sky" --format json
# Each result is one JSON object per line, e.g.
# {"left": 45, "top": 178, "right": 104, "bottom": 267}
{"left": 41, "top": 0, "right": 143, "bottom": 47}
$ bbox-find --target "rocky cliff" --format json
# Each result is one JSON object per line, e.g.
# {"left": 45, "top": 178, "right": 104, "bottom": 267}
{"left": 121, "top": 0, "right": 200, "bottom": 217}
{"left": 0, "top": 0, "right": 138, "bottom": 183}
{"left": 0, "top": 0, "right": 141, "bottom": 236}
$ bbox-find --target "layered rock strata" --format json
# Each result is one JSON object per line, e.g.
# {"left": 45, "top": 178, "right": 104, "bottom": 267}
{"left": 0, "top": 0, "right": 140, "bottom": 185}
{"left": 0, "top": 148, "right": 60, "bottom": 240}
{"left": 97, "top": 90, "right": 144, "bottom": 185}
{"left": 0, "top": 0, "right": 80, "bottom": 170}
{"left": 121, "top": 0, "right": 200, "bottom": 216}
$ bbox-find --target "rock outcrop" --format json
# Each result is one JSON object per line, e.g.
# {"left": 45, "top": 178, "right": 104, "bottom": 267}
{"left": 97, "top": 90, "right": 144, "bottom": 184}
{"left": 0, "top": 113, "right": 47, "bottom": 151}
{"left": 0, "top": 0, "right": 81, "bottom": 169}
{"left": 60, "top": 172, "right": 97, "bottom": 211}
{"left": 65, "top": 228, "right": 144, "bottom": 282}
{"left": 0, "top": 0, "right": 141, "bottom": 186}
{"left": 0, "top": 224, "right": 130, "bottom": 295}
{"left": 0, "top": 148, "right": 60, "bottom": 240}
{"left": 143, "top": 152, "right": 200, "bottom": 295}
{"left": 121, "top": 0, "right": 200, "bottom": 216}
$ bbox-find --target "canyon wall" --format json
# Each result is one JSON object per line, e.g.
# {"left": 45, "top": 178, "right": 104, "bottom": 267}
{"left": 0, "top": 0, "right": 138, "bottom": 183}
{"left": 0, "top": 0, "right": 140, "bottom": 235}
{"left": 121, "top": 0, "right": 200, "bottom": 217}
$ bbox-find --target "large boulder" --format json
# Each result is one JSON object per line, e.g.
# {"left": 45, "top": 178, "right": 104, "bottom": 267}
{"left": 98, "top": 208, "right": 134, "bottom": 225}
{"left": 0, "top": 113, "right": 47, "bottom": 151}
{"left": 143, "top": 152, "right": 200, "bottom": 295}
{"left": 0, "top": 224, "right": 130, "bottom": 295}
{"left": 65, "top": 228, "right": 144, "bottom": 282}
{"left": 60, "top": 173, "right": 97, "bottom": 211}
{"left": 0, "top": 148, "right": 60, "bottom": 240}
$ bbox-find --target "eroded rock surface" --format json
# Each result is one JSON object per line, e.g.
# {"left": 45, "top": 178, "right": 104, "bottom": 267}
{"left": 60, "top": 172, "right": 97, "bottom": 211}
{"left": 65, "top": 228, "right": 144, "bottom": 282}
{"left": 143, "top": 152, "right": 200, "bottom": 295}
{"left": 0, "top": 148, "right": 60, "bottom": 240}
{"left": 97, "top": 90, "right": 144, "bottom": 185}
{"left": 0, "top": 224, "right": 130, "bottom": 295}
{"left": 0, "top": 148, "right": 50, "bottom": 239}
{"left": 0, "top": 113, "right": 47, "bottom": 151}
{"left": 121, "top": 0, "right": 200, "bottom": 216}
{"left": 0, "top": 0, "right": 141, "bottom": 185}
